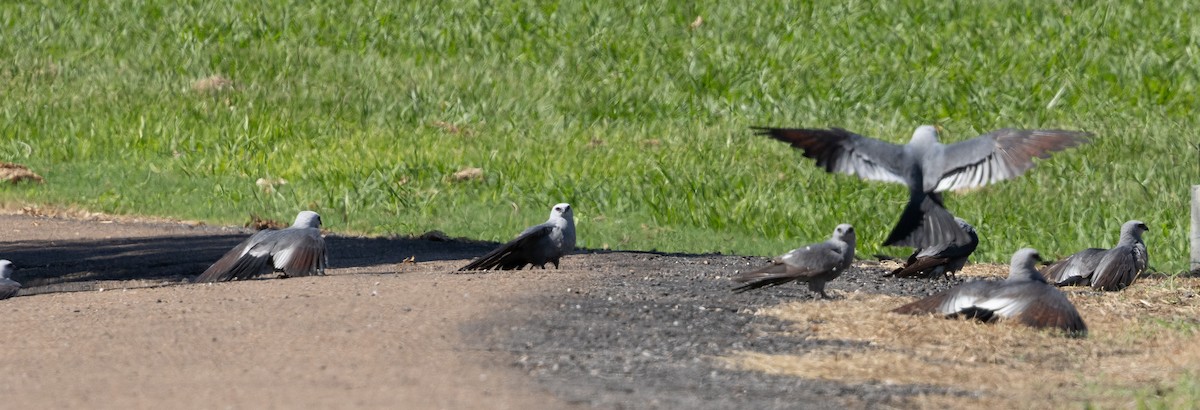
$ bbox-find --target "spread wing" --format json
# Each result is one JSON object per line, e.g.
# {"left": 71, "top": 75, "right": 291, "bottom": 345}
{"left": 1089, "top": 245, "right": 1140, "bottom": 291}
{"left": 934, "top": 129, "right": 1091, "bottom": 192}
{"left": 0, "top": 278, "right": 19, "bottom": 300}
{"left": 893, "top": 281, "right": 1087, "bottom": 337}
{"left": 269, "top": 229, "right": 328, "bottom": 277}
{"left": 195, "top": 230, "right": 276, "bottom": 283}
{"left": 752, "top": 127, "right": 909, "bottom": 185}
{"left": 459, "top": 224, "right": 554, "bottom": 271}
{"left": 983, "top": 284, "right": 1087, "bottom": 337}
{"left": 891, "top": 280, "right": 994, "bottom": 316}
{"left": 1042, "top": 248, "right": 1106, "bottom": 286}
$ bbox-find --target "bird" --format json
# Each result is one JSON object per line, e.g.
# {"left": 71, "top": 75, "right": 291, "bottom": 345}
{"left": 459, "top": 203, "right": 576, "bottom": 271}
{"left": 195, "top": 211, "right": 328, "bottom": 283}
{"left": 752, "top": 125, "right": 1090, "bottom": 248}
{"left": 1043, "top": 220, "right": 1149, "bottom": 291}
{"left": 886, "top": 217, "right": 979, "bottom": 279}
{"left": 0, "top": 260, "right": 20, "bottom": 300}
{"left": 891, "top": 248, "right": 1087, "bottom": 337}
{"left": 731, "top": 224, "right": 855, "bottom": 298}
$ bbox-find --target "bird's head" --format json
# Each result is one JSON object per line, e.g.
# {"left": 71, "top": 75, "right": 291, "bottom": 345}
{"left": 293, "top": 211, "right": 322, "bottom": 229}
{"left": 1121, "top": 220, "right": 1149, "bottom": 240}
{"left": 911, "top": 125, "right": 940, "bottom": 145}
{"left": 1009, "top": 248, "right": 1046, "bottom": 282}
{"left": 832, "top": 223, "right": 855, "bottom": 245}
{"left": 0, "top": 260, "right": 13, "bottom": 279}
{"left": 550, "top": 203, "right": 573, "bottom": 221}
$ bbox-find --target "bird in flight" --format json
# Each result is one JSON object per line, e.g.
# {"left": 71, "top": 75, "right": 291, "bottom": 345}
{"left": 752, "top": 125, "right": 1090, "bottom": 248}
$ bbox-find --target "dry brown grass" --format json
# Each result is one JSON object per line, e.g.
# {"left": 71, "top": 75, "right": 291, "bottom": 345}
{"left": 451, "top": 167, "right": 484, "bottom": 182}
{"left": 191, "top": 74, "right": 234, "bottom": 93}
{"left": 0, "top": 203, "right": 206, "bottom": 226}
{"left": 720, "top": 266, "right": 1200, "bottom": 408}
{"left": 245, "top": 214, "right": 286, "bottom": 231}
{"left": 0, "top": 162, "right": 44, "bottom": 184}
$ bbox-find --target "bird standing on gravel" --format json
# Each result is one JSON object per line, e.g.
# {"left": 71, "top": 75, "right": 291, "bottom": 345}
{"left": 459, "top": 203, "right": 576, "bottom": 271}
{"left": 195, "top": 211, "right": 328, "bottom": 283}
{"left": 891, "top": 248, "right": 1087, "bottom": 337}
{"left": 731, "top": 224, "right": 855, "bottom": 298}
{"left": 0, "top": 260, "right": 20, "bottom": 300}
{"left": 1043, "top": 220, "right": 1149, "bottom": 291}
{"left": 886, "top": 217, "right": 978, "bottom": 279}
{"left": 752, "top": 125, "right": 1090, "bottom": 248}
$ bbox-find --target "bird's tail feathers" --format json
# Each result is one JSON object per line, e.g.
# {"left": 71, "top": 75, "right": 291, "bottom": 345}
{"left": 884, "top": 193, "right": 969, "bottom": 248}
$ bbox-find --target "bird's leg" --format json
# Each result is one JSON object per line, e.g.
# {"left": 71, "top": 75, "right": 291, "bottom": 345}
{"left": 809, "top": 281, "right": 831, "bottom": 299}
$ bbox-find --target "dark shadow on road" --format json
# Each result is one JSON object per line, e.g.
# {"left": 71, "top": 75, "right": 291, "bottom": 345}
{"left": 0, "top": 233, "right": 499, "bottom": 295}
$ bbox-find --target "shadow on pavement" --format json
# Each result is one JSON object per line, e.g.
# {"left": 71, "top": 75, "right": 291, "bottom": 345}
{"left": 0, "top": 233, "right": 498, "bottom": 295}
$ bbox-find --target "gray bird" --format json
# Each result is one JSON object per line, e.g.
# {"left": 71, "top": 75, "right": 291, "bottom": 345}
{"left": 892, "top": 248, "right": 1087, "bottom": 337}
{"left": 0, "top": 260, "right": 20, "bottom": 300}
{"left": 731, "top": 224, "right": 856, "bottom": 298}
{"left": 886, "top": 217, "right": 979, "bottom": 279}
{"left": 195, "top": 211, "right": 328, "bottom": 283}
{"left": 459, "top": 203, "right": 576, "bottom": 271}
{"left": 1043, "top": 220, "right": 1149, "bottom": 291}
{"left": 752, "top": 125, "right": 1090, "bottom": 248}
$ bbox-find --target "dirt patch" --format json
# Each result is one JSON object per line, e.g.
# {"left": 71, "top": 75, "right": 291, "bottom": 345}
{"left": 0, "top": 213, "right": 566, "bottom": 409}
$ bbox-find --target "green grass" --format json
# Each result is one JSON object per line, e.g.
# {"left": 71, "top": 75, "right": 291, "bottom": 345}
{"left": 1132, "top": 372, "right": 1200, "bottom": 409}
{"left": 1, "top": 0, "right": 1198, "bottom": 271}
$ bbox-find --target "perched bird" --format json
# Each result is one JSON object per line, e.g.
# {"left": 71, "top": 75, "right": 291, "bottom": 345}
{"left": 731, "top": 224, "right": 856, "bottom": 298}
{"left": 0, "top": 260, "right": 20, "bottom": 300}
{"left": 195, "top": 211, "right": 328, "bottom": 283}
{"left": 752, "top": 125, "right": 1090, "bottom": 248}
{"left": 459, "top": 203, "right": 576, "bottom": 271}
{"left": 1043, "top": 220, "right": 1149, "bottom": 291}
{"left": 892, "top": 248, "right": 1087, "bottom": 337}
{"left": 886, "top": 217, "right": 979, "bottom": 279}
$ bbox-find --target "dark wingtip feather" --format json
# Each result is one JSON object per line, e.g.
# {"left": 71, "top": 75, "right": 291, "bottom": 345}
{"left": 730, "top": 276, "right": 792, "bottom": 293}
{"left": 1012, "top": 287, "right": 1089, "bottom": 337}
{"left": 459, "top": 241, "right": 526, "bottom": 272}
{"left": 195, "top": 245, "right": 247, "bottom": 283}
{"left": 888, "top": 256, "right": 951, "bottom": 279}
{"left": 890, "top": 292, "right": 951, "bottom": 315}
